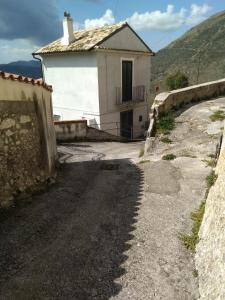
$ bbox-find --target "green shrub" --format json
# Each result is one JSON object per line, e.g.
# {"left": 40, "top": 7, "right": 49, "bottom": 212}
{"left": 156, "top": 112, "right": 175, "bottom": 135}
{"left": 162, "top": 153, "right": 176, "bottom": 160}
{"left": 166, "top": 71, "right": 189, "bottom": 91}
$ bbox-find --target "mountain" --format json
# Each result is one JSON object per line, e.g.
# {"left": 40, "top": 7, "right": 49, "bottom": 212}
{"left": 0, "top": 60, "right": 42, "bottom": 79}
{"left": 151, "top": 11, "right": 225, "bottom": 93}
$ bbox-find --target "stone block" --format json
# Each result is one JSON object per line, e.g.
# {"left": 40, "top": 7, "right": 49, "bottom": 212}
{"left": 0, "top": 118, "right": 16, "bottom": 129}
{"left": 20, "top": 115, "right": 31, "bottom": 124}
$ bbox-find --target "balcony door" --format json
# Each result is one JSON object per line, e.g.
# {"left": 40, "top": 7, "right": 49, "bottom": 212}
{"left": 122, "top": 60, "right": 133, "bottom": 102}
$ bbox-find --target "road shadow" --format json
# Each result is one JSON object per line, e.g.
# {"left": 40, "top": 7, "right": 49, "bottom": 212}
{"left": 0, "top": 158, "right": 144, "bottom": 299}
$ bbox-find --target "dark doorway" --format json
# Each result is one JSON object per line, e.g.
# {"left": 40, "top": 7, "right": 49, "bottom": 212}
{"left": 122, "top": 61, "right": 133, "bottom": 102}
{"left": 120, "top": 110, "right": 133, "bottom": 139}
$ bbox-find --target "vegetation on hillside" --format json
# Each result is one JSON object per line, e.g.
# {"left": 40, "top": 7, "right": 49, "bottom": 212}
{"left": 166, "top": 71, "right": 189, "bottom": 90}
{"left": 152, "top": 11, "right": 225, "bottom": 94}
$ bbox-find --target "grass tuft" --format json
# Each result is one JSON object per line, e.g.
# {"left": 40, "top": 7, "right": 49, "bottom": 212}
{"left": 139, "top": 148, "right": 144, "bottom": 158}
{"left": 205, "top": 158, "right": 216, "bottom": 168}
{"left": 156, "top": 112, "right": 175, "bottom": 135}
{"left": 139, "top": 160, "right": 150, "bottom": 164}
{"left": 160, "top": 137, "right": 173, "bottom": 144}
{"left": 193, "top": 269, "right": 198, "bottom": 278}
{"left": 179, "top": 201, "right": 205, "bottom": 252}
{"left": 207, "top": 153, "right": 216, "bottom": 159}
{"left": 162, "top": 153, "right": 176, "bottom": 160}
{"left": 179, "top": 171, "right": 218, "bottom": 252}
{"left": 210, "top": 110, "right": 225, "bottom": 122}
{"left": 206, "top": 170, "right": 218, "bottom": 189}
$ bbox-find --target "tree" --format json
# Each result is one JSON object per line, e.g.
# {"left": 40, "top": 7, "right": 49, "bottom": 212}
{"left": 166, "top": 71, "right": 189, "bottom": 91}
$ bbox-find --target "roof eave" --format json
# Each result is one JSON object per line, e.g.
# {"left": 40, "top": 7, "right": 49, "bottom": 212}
{"left": 94, "top": 47, "right": 155, "bottom": 56}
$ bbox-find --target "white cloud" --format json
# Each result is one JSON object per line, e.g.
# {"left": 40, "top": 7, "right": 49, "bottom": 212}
{"left": 84, "top": 9, "right": 115, "bottom": 29}
{"left": 0, "top": 39, "right": 36, "bottom": 63}
{"left": 83, "top": 4, "right": 211, "bottom": 32}
{"left": 186, "top": 4, "right": 211, "bottom": 25}
{"left": 127, "top": 5, "right": 186, "bottom": 31}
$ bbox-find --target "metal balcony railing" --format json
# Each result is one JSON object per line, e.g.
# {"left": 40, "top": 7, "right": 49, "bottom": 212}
{"left": 116, "top": 85, "right": 146, "bottom": 105}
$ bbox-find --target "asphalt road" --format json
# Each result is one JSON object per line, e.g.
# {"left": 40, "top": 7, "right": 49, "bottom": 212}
{"left": 1, "top": 98, "right": 224, "bottom": 299}
{"left": 0, "top": 145, "right": 144, "bottom": 299}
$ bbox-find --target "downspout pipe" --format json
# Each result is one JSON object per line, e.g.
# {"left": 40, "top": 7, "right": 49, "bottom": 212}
{"left": 32, "top": 53, "right": 45, "bottom": 82}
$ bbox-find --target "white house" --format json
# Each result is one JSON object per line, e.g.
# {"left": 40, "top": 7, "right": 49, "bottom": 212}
{"left": 34, "top": 12, "right": 154, "bottom": 139}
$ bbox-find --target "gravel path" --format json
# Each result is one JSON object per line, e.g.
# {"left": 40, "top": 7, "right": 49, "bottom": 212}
{"left": 0, "top": 98, "right": 224, "bottom": 299}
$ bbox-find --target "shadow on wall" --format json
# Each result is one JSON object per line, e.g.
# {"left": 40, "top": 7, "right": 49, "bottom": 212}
{"left": 0, "top": 158, "right": 144, "bottom": 299}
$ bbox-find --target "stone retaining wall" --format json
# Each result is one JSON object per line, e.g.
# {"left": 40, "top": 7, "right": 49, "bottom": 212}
{"left": 145, "top": 78, "right": 225, "bottom": 153}
{"left": 195, "top": 125, "right": 225, "bottom": 299}
{"left": 0, "top": 75, "right": 57, "bottom": 207}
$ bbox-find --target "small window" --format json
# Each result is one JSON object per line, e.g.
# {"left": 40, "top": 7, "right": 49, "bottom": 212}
{"left": 139, "top": 115, "right": 143, "bottom": 122}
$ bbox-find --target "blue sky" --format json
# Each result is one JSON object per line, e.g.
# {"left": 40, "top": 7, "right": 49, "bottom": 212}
{"left": 0, "top": 0, "right": 224, "bottom": 63}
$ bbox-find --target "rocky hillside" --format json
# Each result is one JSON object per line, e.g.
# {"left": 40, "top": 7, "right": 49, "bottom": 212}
{"left": 152, "top": 11, "right": 225, "bottom": 93}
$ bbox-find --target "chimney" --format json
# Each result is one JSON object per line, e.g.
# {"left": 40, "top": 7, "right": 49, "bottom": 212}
{"left": 61, "top": 11, "right": 75, "bottom": 46}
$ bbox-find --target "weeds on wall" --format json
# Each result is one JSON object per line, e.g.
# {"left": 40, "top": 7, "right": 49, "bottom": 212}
{"left": 156, "top": 112, "right": 175, "bottom": 135}
{"left": 203, "top": 158, "right": 217, "bottom": 168}
{"left": 205, "top": 170, "right": 218, "bottom": 197}
{"left": 179, "top": 170, "right": 218, "bottom": 252}
{"left": 179, "top": 201, "right": 205, "bottom": 252}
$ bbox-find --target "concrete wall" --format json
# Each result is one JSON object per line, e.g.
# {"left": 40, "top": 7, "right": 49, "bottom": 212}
{"left": 41, "top": 52, "right": 100, "bottom": 124}
{"left": 97, "top": 51, "right": 150, "bottom": 138}
{"left": 0, "top": 76, "right": 57, "bottom": 207}
{"left": 54, "top": 120, "right": 87, "bottom": 142}
{"left": 54, "top": 119, "right": 125, "bottom": 142}
{"left": 195, "top": 124, "right": 225, "bottom": 299}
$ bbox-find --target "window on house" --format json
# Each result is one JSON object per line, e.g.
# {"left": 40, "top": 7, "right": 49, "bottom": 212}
{"left": 122, "top": 60, "right": 133, "bottom": 102}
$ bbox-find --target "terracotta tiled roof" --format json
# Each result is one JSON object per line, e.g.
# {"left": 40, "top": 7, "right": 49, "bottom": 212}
{"left": 35, "top": 22, "right": 153, "bottom": 55}
{"left": 0, "top": 71, "right": 52, "bottom": 92}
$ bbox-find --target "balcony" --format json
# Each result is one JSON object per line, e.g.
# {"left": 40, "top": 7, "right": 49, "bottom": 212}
{"left": 116, "top": 85, "right": 146, "bottom": 105}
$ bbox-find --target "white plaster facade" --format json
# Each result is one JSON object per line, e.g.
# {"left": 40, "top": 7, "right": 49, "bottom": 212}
{"left": 37, "top": 22, "right": 153, "bottom": 138}
{"left": 42, "top": 52, "right": 100, "bottom": 123}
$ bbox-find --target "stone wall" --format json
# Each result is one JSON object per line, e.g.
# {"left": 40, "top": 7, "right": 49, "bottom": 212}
{"left": 152, "top": 78, "right": 225, "bottom": 117}
{"left": 195, "top": 124, "right": 225, "bottom": 299}
{"left": 145, "top": 78, "right": 225, "bottom": 153}
{"left": 0, "top": 74, "right": 57, "bottom": 207}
